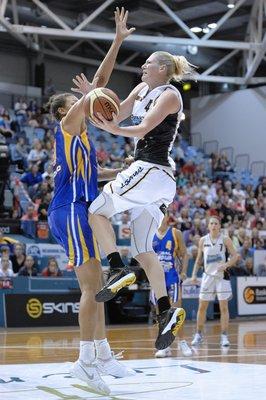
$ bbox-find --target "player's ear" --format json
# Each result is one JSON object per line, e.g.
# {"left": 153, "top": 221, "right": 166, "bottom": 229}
{"left": 58, "top": 106, "right": 66, "bottom": 116}
{"left": 159, "top": 64, "right": 167, "bottom": 74}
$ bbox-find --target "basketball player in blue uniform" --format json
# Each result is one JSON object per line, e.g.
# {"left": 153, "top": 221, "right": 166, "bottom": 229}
{"left": 48, "top": 8, "right": 135, "bottom": 396}
{"left": 150, "top": 213, "right": 192, "bottom": 357}
{"left": 191, "top": 215, "right": 238, "bottom": 347}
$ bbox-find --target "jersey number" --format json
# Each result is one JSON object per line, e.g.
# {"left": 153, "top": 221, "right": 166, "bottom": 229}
{"left": 144, "top": 100, "right": 153, "bottom": 112}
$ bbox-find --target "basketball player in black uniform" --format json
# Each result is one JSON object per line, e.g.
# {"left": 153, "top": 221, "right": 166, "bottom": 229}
{"left": 89, "top": 52, "right": 195, "bottom": 350}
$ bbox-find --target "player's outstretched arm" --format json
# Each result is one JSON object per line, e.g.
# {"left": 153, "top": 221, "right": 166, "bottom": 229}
{"left": 93, "top": 7, "right": 135, "bottom": 88}
{"left": 97, "top": 165, "right": 122, "bottom": 182}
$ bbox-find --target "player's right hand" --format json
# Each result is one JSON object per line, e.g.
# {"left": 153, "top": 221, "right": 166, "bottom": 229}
{"left": 71, "top": 74, "right": 99, "bottom": 96}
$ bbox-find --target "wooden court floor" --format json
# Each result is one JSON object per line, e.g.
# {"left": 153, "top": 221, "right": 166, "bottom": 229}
{"left": 0, "top": 319, "right": 266, "bottom": 366}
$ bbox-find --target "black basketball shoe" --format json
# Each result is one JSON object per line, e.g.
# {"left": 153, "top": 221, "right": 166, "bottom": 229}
{"left": 95, "top": 267, "right": 136, "bottom": 302}
{"left": 155, "top": 307, "right": 186, "bottom": 350}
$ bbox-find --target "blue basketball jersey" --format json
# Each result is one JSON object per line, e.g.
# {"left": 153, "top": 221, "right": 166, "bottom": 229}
{"left": 48, "top": 123, "right": 98, "bottom": 213}
{"left": 153, "top": 227, "right": 180, "bottom": 287}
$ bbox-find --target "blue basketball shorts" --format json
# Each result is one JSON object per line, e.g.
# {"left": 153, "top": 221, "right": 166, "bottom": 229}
{"left": 48, "top": 202, "right": 100, "bottom": 267}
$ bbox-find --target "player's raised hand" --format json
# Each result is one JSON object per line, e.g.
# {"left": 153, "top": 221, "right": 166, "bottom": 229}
{"left": 115, "top": 7, "right": 135, "bottom": 42}
{"left": 71, "top": 74, "right": 99, "bottom": 95}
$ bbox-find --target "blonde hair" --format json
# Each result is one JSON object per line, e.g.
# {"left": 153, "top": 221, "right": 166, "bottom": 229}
{"left": 153, "top": 51, "right": 196, "bottom": 82}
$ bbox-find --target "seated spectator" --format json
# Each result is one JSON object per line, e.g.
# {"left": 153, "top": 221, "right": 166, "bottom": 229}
{"left": 109, "top": 142, "right": 123, "bottom": 163}
{"left": 243, "top": 257, "right": 254, "bottom": 276}
{"left": 20, "top": 164, "right": 47, "bottom": 188}
{"left": 27, "top": 139, "right": 47, "bottom": 168}
{"left": 239, "top": 238, "right": 254, "bottom": 260}
{"left": 10, "top": 136, "right": 28, "bottom": 170}
{"left": 21, "top": 204, "right": 38, "bottom": 221}
{"left": 257, "top": 256, "right": 266, "bottom": 276}
{"left": 96, "top": 144, "right": 109, "bottom": 166}
{"left": 10, "top": 243, "right": 26, "bottom": 274}
{"left": 18, "top": 255, "right": 38, "bottom": 276}
{"left": 41, "top": 258, "right": 62, "bottom": 277}
{"left": 38, "top": 193, "right": 52, "bottom": 221}
{"left": 0, "top": 246, "right": 13, "bottom": 271}
{"left": 0, "top": 255, "right": 14, "bottom": 277}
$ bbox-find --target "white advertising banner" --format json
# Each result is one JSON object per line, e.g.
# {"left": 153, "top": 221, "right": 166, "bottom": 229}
{"left": 182, "top": 279, "right": 201, "bottom": 299}
{"left": 237, "top": 277, "right": 266, "bottom": 315}
{"left": 26, "top": 244, "right": 69, "bottom": 270}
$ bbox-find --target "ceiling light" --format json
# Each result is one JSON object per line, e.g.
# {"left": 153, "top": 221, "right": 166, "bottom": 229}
{"left": 203, "top": 27, "right": 210, "bottom": 33}
{"left": 190, "top": 27, "right": 202, "bottom": 33}
{"left": 187, "top": 45, "right": 198, "bottom": 55}
{"left": 208, "top": 23, "right": 217, "bottom": 29}
{"left": 227, "top": 2, "right": 235, "bottom": 8}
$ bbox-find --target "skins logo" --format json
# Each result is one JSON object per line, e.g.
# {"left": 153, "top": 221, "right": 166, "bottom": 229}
{"left": 243, "top": 286, "right": 266, "bottom": 304}
{"left": 26, "top": 298, "right": 80, "bottom": 319}
{"left": 121, "top": 166, "right": 144, "bottom": 189}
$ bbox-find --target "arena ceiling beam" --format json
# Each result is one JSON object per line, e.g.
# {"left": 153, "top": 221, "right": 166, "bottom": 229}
{"left": 10, "top": 0, "right": 18, "bottom": 25}
{"left": 31, "top": 0, "right": 71, "bottom": 31}
{"left": 74, "top": 0, "right": 114, "bottom": 32}
{"left": 154, "top": 0, "right": 198, "bottom": 40}
{"left": 0, "top": 25, "right": 256, "bottom": 51}
{"left": 202, "top": 49, "right": 239, "bottom": 76}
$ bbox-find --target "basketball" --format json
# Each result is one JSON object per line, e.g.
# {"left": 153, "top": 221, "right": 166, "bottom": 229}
{"left": 84, "top": 87, "right": 120, "bottom": 122}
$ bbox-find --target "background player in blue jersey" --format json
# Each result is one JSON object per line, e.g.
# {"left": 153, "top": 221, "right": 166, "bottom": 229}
{"left": 150, "top": 212, "right": 192, "bottom": 357}
{"left": 47, "top": 8, "right": 136, "bottom": 396}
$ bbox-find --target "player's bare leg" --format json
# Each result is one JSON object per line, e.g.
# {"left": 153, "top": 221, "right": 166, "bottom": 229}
{"left": 219, "top": 299, "right": 230, "bottom": 346}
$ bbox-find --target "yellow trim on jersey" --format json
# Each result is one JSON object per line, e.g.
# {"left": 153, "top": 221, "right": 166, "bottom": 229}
{"left": 62, "top": 132, "right": 73, "bottom": 174}
{"left": 76, "top": 147, "right": 85, "bottom": 179}
{"left": 172, "top": 228, "right": 180, "bottom": 258}
{"left": 80, "top": 131, "right": 91, "bottom": 180}
{"left": 67, "top": 218, "right": 75, "bottom": 264}
{"left": 92, "top": 233, "right": 100, "bottom": 261}
{"left": 77, "top": 217, "right": 89, "bottom": 262}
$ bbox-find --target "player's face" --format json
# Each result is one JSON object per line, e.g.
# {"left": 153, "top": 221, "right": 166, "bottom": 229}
{"left": 141, "top": 54, "right": 162, "bottom": 83}
{"left": 64, "top": 95, "right": 78, "bottom": 112}
{"left": 208, "top": 218, "right": 221, "bottom": 234}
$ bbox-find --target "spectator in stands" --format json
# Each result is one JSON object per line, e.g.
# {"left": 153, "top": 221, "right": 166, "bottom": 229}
{"left": 0, "top": 255, "right": 14, "bottom": 277}
{"left": 254, "top": 176, "right": 266, "bottom": 197}
{"left": 18, "top": 255, "right": 38, "bottom": 276}
{"left": 96, "top": 143, "right": 109, "bottom": 166}
{"left": 14, "top": 97, "right": 27, "bottom": 117}
{"left": 257, "top": 255, "right": 266, "bottom": 276}
{"left": 27, "top": 139, "right": 47, "bottom": 170}
{"left": 109, "top": 142, "right": 123, "bottom": 164}
{"left": 0, "top": 246, "right": 13, "bottom": 270}
{"left": 10, "top": 243, "right": 26, "bottom": 274}
{"left": 20, "top": 165, "right": 49, "bottom": 198}
{"left": 21, "top": 204, "right": 38, "bottom": 222}
{"left": 41, "top": 257, "right": 62, "bottom": 277}
{"left": 239, "top": 238, "right": 254, "bottom": 260}
{"left": 243, "top": 257, "right": 254, "bottom": 276}
{"left": 10, "top": 136, "right": 28, "bottom": 170}
{"left": 38, "top": 192, "right": 52, "bottom": 221}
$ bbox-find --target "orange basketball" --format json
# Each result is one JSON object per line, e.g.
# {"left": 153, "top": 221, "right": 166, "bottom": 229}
{"left": 84, "top": 87, "right": 120, "bottom": 122}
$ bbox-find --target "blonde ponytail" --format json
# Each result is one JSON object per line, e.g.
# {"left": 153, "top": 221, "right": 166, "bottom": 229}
{"left": 153, "top": 51, "right": 196, "bottom": 82}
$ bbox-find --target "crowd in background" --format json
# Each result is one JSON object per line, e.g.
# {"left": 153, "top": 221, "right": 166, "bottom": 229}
{"left": 0, "top": 97, "right": 265, "bottom": 279}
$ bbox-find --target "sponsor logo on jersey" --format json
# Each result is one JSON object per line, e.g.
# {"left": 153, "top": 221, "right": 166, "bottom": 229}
{"left": 206, "top": 254, "right": 223, "bottom": 264}
{"left": 121, "top": 166, "right": 144, "bottom": 189}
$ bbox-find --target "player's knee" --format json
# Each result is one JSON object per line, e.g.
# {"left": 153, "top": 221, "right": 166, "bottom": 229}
{"left": 89, "top": 192, "right": 115, "bottom": 218}
{"left": 199, "top": 301, "right": 208, "bottom": 312}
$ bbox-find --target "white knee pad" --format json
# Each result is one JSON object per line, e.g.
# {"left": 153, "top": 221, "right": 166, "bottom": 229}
{"left": 89, "top": 191, "right": 116, "bottom": 218}
{"left": 130, "top": 209, "right": 159, "bottom": 257}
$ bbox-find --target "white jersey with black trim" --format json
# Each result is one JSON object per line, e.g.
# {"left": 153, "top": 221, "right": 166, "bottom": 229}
{"left": 131, "top": 84, "right": 183, "bottom": 169}
{"left": 202, "top": 233, "right": 226, "bottom": 278}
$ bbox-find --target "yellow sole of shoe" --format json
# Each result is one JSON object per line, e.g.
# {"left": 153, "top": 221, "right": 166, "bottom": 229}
{"left": 172, "top": 309, "right": 186, "bottom": 336}
{"left": 110, "top": 274, "right": 136, "bottom": 294}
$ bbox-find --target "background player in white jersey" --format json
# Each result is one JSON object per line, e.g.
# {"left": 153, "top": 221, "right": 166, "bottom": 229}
{"left": 191, "top": 215, "right": 238, "bottom": 347}
{"left": 150, "top": 212, "right": 192, "bottom": 358}
{"left": 90, "top": 52, "right": 195, "bottom": 350}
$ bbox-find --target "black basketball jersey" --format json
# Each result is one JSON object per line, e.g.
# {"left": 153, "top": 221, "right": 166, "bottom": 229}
{"left": 131, "top": 84, "right": 183, "bottom": 167}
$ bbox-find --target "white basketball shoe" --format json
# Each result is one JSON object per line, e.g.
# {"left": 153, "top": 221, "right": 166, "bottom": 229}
{"left": 96, "top": 353, "right": 136, "bottom": 378}
{"left": 220, "top": 334, "right": 230, "bottom": 347}
{"left": 155, "top": 347, "right": 172, "bottom": 358}
{"left": 191, "top": 332, "right": 203, "bottom": 346}
{"left": 179, "top": 340, "right": 193, "bottom": 356}
{"left": 70, "top": 359, "right": 110, "bottom": 395}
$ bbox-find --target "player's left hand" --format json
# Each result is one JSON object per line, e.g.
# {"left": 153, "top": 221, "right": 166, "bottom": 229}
{"left": 180, "top": 272, "right": 187, "bottom": 282}
{"left": 115, "top": 7, "right": 135, "bottom": 42}
{"left": 71, "top": 74, "right": 99, "bottom": 95}
{"left": 93, "top": 112, "right": 119, "bottom": 133}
